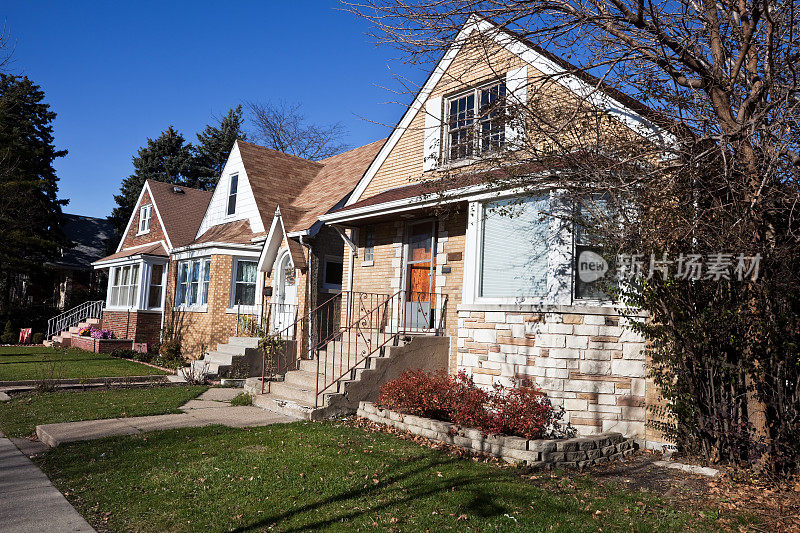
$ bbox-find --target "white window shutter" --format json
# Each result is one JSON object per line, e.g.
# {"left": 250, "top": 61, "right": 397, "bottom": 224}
{"left": 423, "top": 95, "right": 443, "bottom": 171}
{"left": 505, "top": 66, "right": 528, "bottom": 150}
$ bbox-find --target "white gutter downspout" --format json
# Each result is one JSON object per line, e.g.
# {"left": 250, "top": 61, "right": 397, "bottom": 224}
{"left": 159, "top": 260, "right": 169, "bottom": 341}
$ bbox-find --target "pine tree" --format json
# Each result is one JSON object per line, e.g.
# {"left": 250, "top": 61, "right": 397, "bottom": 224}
{"left": 0, "top": 74, "right": 68, "bottom": 311}
{"left": 190, "top": 106, "right": 246, "bottom": 190}
{"left": 109, "top": 126, "right": 193, "bottom": 237}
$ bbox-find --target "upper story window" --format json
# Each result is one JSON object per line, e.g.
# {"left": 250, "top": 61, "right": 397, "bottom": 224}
{"left": 227, "top": 174, "right": 238, "bottom": 215}
{"left": 138, "top": 204, "right": 152, "bottom": 233}
{"left": 447, "top": 80, "right": 506, "bottom": 161}
{"left": 363, "top": 225, "right": 375, "bottom": 263}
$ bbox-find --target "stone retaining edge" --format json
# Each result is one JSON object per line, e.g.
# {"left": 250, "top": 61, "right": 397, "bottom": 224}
{"left": 357, "top": 401, "right": 636, "bottom": 469}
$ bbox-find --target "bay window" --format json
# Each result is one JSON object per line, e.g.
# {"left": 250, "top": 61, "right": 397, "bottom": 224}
{"left": 109, "top": 264, "right": 140, "bottom": 308}
{"left": 147, "top": 263, "right": 165, "bottom": 309}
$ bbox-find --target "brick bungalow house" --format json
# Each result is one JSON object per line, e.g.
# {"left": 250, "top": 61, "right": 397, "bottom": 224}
{"left": 163, "top": 139, "right": 384, "bottom": 358}
{"left": 91, "top": 180, "right": 212, "bottom": 344}
{"left": 315, "top": 16, "right": 666, "bottom": 447}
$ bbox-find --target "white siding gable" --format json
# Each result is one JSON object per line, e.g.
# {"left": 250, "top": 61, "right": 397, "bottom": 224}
{"left": 196, "top": 141, "right": 265, "bottom": 238}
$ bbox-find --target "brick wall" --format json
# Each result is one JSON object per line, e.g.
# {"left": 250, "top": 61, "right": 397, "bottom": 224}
{"left": 101, "top": 310, "right": 161, "bottom": 344}
{"left": 120, "top": 189, "right": 167, "bottom": 250}
{"left": 163, "top": 254, "right": 241, "bottom": 359}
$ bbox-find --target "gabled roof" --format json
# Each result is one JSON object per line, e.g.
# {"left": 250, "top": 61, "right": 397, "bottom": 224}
{"left": 251, "top": 139, "right": 386, "bottom": 272}
{"left": 236, "top": 140, "right": 324, "bottom": 231}
{"left": 344, "top": 15, "right": 673, "bottom": 207}
{"left": 280, "top": 139, "right": 386, "bottom": 233}
{"left": 146, "top": 180, "right": 213, "bottom": 248}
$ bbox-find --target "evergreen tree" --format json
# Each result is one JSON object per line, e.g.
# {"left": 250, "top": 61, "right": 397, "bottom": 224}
{"left": 109, "top": 126, "right": 193, "bottom": 236}
{"left": 190, "top": 106, "right": 246, "bottom": 189}
{"left": 0, "top": 74, "right": 67, "bottom": 311}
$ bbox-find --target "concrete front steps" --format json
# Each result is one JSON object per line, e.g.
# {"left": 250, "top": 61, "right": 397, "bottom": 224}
{"left": 180, "top": 336, "right": 260, "bottom": 379}
{"left": 246, "top": 334, "right": 451, "bottom": 420}
{"left": 44, "top": 318, "right": 101, "bottom": 347}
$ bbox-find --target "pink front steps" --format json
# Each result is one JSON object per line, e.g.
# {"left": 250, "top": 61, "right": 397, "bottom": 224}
{"left": 44, "top": 318, "right": 101, "bottom": 348}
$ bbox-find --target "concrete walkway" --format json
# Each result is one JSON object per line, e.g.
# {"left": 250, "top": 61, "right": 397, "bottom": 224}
{"left": 0, "top": 431, "right": 94, "bottom": 532}
{"left": 36, "top": 388, "right": 297, "bottom": 447}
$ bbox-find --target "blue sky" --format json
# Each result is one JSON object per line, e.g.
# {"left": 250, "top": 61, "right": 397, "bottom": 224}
{"left": 4, "top": 1, "right": 429, "bottom": 218}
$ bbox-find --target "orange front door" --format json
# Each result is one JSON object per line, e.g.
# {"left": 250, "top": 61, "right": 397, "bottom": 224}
{"left": 405, "top": 221, "right": 436, "bottom": 329}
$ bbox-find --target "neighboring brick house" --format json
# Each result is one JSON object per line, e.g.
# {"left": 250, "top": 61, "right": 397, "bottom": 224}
{"left": 319, "top": 16, "right": 667, "bottom": 448}
{"left": 92, "top": 180, "right": 212, "bottom": 344}
{"left": 160, "top": 139, "right": 384, "bottom": 358}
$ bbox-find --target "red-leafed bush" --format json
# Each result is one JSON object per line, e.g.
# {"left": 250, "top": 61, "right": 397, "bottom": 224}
{"left": 376, "top": 369, "right": 563, "bottom": 440}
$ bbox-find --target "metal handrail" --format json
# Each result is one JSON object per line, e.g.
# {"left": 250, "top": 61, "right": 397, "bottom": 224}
{"left": 46, "top": 300, "right": 105, "bottom": 339}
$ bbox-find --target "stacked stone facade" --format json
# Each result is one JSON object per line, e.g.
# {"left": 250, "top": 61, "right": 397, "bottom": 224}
{"left": 456, "top": 308, "right": 647, "bottom": 437}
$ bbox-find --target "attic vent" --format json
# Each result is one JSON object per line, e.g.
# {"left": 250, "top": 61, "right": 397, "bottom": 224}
{"left": 172, "top": 186, "right": 185, "bottom": 194}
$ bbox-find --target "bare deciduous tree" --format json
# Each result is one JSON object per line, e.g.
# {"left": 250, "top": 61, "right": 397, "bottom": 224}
{"left": 348, "top": 1, "right": 800, "bottom": 473}
{"left": 246, "top": 101, "right": 349, "bottom": 160}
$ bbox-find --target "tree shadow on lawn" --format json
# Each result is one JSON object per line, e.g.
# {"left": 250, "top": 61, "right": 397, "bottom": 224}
{"left": 230, "top": 454, "right": 571, "bottom": 532}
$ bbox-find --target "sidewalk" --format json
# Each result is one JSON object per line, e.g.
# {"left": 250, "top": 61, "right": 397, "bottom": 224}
{"left": 36, "top": 387, "right": 297, "bottom": 447}
{"left": 0, "top": 431, "right": 94, "bottom": 532}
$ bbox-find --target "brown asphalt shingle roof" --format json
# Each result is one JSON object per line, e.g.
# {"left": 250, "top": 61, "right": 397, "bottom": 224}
{"left": 94, "top": 242, "right": 168, "bottom": 264}
{"left": 147, "top": 180, "right": 213, "bottom": 248}
{"left": 232, "top": 139, "right": 386, "bottom": 267}
{"left": 192, "top": 219, "right": 265, "bottom": 245}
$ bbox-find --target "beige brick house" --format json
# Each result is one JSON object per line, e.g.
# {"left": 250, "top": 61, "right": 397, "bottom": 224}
{"left": 318, "top": 16, "right": 667, "bottom": 447}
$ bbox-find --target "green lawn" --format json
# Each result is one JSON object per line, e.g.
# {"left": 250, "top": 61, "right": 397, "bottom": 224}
{"left": 0, "top": 346, "right": 167, "bottom": 381}
{"left": 36, "top": 422, "right": 753, "bottom": 532}
{"left": 0, "top": 386, "right": 207, "bottom": 437}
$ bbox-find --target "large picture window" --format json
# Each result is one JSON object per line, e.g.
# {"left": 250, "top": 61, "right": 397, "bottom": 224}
{"left": 479, "top": 195, "right": 549, "bottom": 299}
{"left": 175, "top": 259, "right": 210, "bottom": 308}
{"left": 110, "top": 264, "right": 140, "bottom": 308}
{"left": 232, "top": 259, "right": 257, "bottom": 306}
{"left": 447, "top": 80, "right": 506, "bottom": 161}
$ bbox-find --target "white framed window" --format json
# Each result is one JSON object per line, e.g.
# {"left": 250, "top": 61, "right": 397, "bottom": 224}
{"left": 138, "top": 204, "right": 152, "bottom": 234}
{"left": 146, "top": 263, "right": 165, "bottom": 309}
{"left": 174, "top": 258, "right": 210, "bottom": 309}
{"left": 226, "top": 174, "right": 238, "bottom": 216}
{"left": 447, "top": 80, "right": 506, "bottom": 161}
{"left": 478, "top": 195, "right": 549, "bottom": 300}
{"left": 363, "top": 225, "right": 375, "bottom": 264}
{"left": 231, "top": 259, "right": 257, "bottom": 307}
{"left": 322, "top": 257, "right": 343, "bottom": 291}
{"left": 109, "top": 264, "right": 140, "bottom": 308}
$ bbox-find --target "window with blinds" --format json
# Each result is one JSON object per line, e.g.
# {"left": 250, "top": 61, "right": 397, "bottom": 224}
{"left": 479, "top": 195, "right": 549, "bottom": 299}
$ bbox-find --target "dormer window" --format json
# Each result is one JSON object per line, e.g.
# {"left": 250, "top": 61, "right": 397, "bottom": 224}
{"left": 138, "top": 204, "right": 152, "bottom": 234}
{"left": 227, "top": 174, "right": 238, "bottom": 215}
{"left": 447, "top": 80, "right": 506, "bottom": 161}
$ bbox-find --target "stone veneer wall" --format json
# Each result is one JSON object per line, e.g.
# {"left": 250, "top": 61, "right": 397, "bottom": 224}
{"left": 456, "top": 307, "right": 647, "bottom": 439}
{"left": 102, "top": 310, "right": 161, "bottom": 345}
{"left": 357, "top": 402, "right": 635, "bottom": 469}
